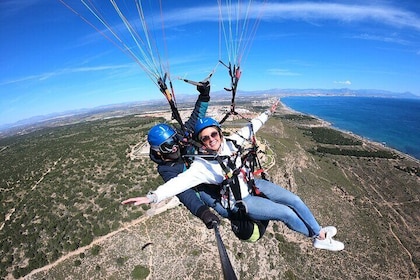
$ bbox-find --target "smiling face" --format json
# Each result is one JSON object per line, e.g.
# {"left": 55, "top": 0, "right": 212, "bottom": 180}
{"left": 199, "top": 127, "right": 222, "bottom": 151}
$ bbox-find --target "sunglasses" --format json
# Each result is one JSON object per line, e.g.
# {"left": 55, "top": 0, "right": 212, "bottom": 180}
{"left": 159, "top": 137, "right": 179, "bottom": 154}
{"left": 200, "top": 131, "right": 219, "bottom": 143}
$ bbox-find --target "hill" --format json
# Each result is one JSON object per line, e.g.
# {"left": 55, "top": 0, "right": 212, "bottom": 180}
{"left": 2, "top": 87, "right": 418, "bottom": 136}
{"left": 0, "top": 100, "right": 419, "bottom": 279}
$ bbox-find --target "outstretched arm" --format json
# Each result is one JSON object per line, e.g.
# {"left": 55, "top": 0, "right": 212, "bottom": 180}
{"left": 184, "top": 81, "right": 210, "bottom": 132}
{"left": 269, "top": 99, "right": 279, "bottom": 114}
{"left": 231, "top": 99, "right": 279, "bottom": 143}
{"left": 122, "top": 190, "right": 220, "bottom": 228}
{"left": 122, "top": 161, "right": 214, "bottom": 205}
{"left": 122, "top": 196, "right": 151, "bottom": 206}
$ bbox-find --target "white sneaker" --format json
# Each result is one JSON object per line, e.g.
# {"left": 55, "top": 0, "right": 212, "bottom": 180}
{"left": 321, "top": 226, "right": 337, "bottom": 238}
{"left": 313, "top": 237, "right": 345, "bottom": 251}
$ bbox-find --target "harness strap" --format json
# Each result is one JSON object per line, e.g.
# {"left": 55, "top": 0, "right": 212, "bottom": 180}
{"left": 183, "top": 136, "right": 267, "bottom": 203}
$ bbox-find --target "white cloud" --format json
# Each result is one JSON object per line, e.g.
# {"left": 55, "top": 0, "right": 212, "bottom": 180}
{"left": 0, "top": 0, "right": 42, "bottom": 17}
{"left": 267, "top": 68, "right": 300, "bottom": 76}
{"left": 165, "top": 2, "right": 420, "bottom": 31}
{"left": 334, "top": 80, "right": 352, "bottom": 85}
{"left": 353, "top": 33, "right": 410, "bottom": 45}
{"left": 0, "top": 64, "right": 132, "bottom": 86}
{"left": 260, "top": 3, "right": 420, "bottom": 31}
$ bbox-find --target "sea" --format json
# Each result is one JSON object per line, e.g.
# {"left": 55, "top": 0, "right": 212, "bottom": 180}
{"left": 281, "top": 96, "right": 420, "bottom": 161}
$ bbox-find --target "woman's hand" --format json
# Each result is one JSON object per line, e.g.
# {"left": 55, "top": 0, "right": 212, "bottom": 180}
{"left": 121, "top": 196, "right": 151, "bottom": 206}
{"left": 270, "top": 99, "right": 279, "bottom": 114}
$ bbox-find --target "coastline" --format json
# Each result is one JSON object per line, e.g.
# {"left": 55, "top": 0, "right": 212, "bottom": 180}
{"left": 278, "top": 100, "right": 420, "bottom": 165}
{"left": 3, "top": 102, "right": 419, "bottom": 280}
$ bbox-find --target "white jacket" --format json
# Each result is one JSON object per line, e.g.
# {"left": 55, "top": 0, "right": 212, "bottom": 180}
{"left": 151, "top": 110, "right": 271, "bottom": 203}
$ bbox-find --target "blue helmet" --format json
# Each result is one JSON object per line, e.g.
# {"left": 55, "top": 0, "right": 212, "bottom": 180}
{"left": 194, "top": 117, "right": 221, "bottom": 139}
{"left": 147, "top": 123, "right": 177, "bottom": 151}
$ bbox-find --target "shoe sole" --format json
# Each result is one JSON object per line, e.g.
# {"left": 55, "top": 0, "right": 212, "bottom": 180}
{"left": 313, "top": 238, "right": 345, "bottom": 251}
{"left": 322, "top": 226, "right": 337, "bottom": 238}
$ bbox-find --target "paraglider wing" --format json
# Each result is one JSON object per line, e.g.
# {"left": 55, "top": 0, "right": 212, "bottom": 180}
{"left": 59, "top": 0, "right": 185, "bottom": 127}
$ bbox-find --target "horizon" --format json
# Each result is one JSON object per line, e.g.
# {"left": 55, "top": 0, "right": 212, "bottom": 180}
{"left": 1, "top": 1, "right": 420, "bottom": 126}
{"left": 1, "top": 89, "right": 419, "bottom": 131}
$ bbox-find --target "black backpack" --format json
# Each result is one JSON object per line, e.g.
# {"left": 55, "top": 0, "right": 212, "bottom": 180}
{"left": 229, "top": 202, "right": 269, "bottom": 242}
{"left": 219, "top": 161, "right": 268, "bottom": 243}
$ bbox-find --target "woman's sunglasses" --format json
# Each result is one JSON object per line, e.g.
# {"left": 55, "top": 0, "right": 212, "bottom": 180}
{"left": 200, "top": 131, "right": 219, "bottom": 143}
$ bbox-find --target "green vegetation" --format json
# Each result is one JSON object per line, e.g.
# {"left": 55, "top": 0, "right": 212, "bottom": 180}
{"left": 302, "top": 126, "right": 362, "bottom": 145}
{"left": 116, "top": 256, "right": 127, "bottom": 266}
{"left": 91, "top": 245, "right": 101, "bottom": 256}
{"left": 1, "top": 105, "right": 418, "bottom": 280}
{"left": 284, "top": 269, "right": 297, "bottom": 280}
{"left": 312, "top": 146, "right": 396, "bottom": 158}
{"left": 277, "top": 113, "right": 316, "bottom": 122}
{"left": 0, "top": 115, "right": 163, "bottom": 278}
{"left": 394, "top": 165, "right": 420, "bottom": 176}
{"left": 297, "top": 125, "right": 396, "bottom": 159}
{"left": 131, "top": 265, "right": 150, "bottom": 279}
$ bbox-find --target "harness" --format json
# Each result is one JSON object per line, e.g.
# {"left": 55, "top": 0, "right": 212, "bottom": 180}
{"left": 215, "top": 140, "right": 269, "bottom": 242}
{"left": 185, "top": 132, "right": 268, "bottom": 207}
{"left": 187, "top": 137, "right": 269, "bottom": 242}
{"left": 215, "top": 140, "right": 252, "bottom": 208}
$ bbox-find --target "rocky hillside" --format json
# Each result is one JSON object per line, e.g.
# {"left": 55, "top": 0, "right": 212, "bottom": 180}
{"left": 1, "top": 101, "right": 419, "bottom": 279}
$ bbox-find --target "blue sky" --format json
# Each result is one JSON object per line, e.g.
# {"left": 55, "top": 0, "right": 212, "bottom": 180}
{"left": 1, "top": 0, "right": 420, "bottom": 127}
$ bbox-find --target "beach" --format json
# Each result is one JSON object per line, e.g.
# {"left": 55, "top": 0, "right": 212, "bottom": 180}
{"left": 278, "top": 99, "right": 420, "bottom": 165}
{"left": 280, "top": 96, "right": 420, "bottom": 162}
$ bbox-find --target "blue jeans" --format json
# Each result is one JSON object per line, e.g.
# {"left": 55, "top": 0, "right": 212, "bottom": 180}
{"left": 199, "top": 179, "right": 322, "bottom": 237}
{"left": 197, "top": 185, "right": 230, "bottom": 219}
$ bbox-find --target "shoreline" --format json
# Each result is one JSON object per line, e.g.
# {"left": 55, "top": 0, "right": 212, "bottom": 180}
{"left": 278, "top": 100, "right": 420, "bottom": 165}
